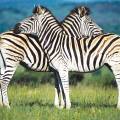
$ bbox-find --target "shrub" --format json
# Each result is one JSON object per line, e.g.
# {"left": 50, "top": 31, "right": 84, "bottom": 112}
{"left": 11, "top": 65, "right": 115, "bottom": 87}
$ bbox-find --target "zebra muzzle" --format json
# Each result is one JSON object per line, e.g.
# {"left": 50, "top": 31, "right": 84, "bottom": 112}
{"left": 13, "top": 23, "right": 22, "bottom": 34}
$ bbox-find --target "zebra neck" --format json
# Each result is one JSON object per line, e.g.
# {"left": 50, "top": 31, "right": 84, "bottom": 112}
{"left": 37, "top": 14, "right": 63, "bottom": 50}
{"left": 62, "top": 15, "right": 81, "bottom": 38}
{"left": 38, "top": 30, "right": 65, "bottom": 61}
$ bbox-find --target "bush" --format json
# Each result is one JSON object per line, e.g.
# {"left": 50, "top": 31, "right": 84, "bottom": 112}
{"left": 11, "top": 65, "right": 84, "bottom": 86}
{"left": 12, "top": 65, "right": 54, "bottom": 85}
{"left": 11, "top": 65, "right": 115, "bottom": 87}
{"left": 81, "top": 66, "right": 115, "bottom": 87}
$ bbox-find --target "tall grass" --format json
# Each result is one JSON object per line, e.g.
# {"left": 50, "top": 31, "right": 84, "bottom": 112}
{"left": 82, "top": 66, "right": 115, "bottom": 87}
{"left": 0, "top": 84, "right": 120, "bottom": 120}
{"left": 1, "top": 64, "right": 117, "bottom": 120}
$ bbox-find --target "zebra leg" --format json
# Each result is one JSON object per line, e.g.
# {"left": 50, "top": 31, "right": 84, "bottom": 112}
{"left": 107, "top": 53, "right": 120, "bottom": 108}
{"left": 54, "top": 71, "right": 61, "bottom": 108}
{"left": 0, "top": 66, "right": 17, "bottom": 108}
{"left": 0, "top": 50, "right": 5, "bottom": 107}
{"left": 60, "top": 86, "right": 64, "bottom": 108}
{"left": 0, "top": 48, "right": 21, "bottom": 108}
{"left": 0, "top": 79, "right": 3, "bottom": 107}
{"left": 0, "top": 79, "right": 10, "bottom": 108}
{"left": 111, "top": 64, "right": 120, "bottom": 108}
{"left": 54, "top": 71, "right": 65, "bottom": 108}
{"left": 0, "top": 73, "right": 10, "bottom": 108}
{"left": 0, "top": 72, "right": 4, "bottom": 107}
{"left": 58, "top": 70, "right": 71, "bottom": 109}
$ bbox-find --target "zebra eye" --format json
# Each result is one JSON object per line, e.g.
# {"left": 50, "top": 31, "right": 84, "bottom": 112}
{"left": 30, "top": 18, "right": 35, "bottom": 21}
{"left": 89, "top": 21, "right": 92, "bottom": 24}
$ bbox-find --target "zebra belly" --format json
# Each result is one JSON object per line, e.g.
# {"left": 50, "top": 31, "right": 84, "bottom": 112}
{"left": 66, "top": 53, "right": 104, "bottom": 72}
{"left": 22, "top": 59, "right": 49, "bottom": 72}
{"left": 68, "top": 61, "right": 102, "bottom": 72}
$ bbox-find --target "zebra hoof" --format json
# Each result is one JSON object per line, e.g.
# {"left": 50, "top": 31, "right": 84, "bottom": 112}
{"left": 54, "top": 104, "right": 60, "bottom": 109}
{"left": 0, "top": 102, "right": 3, "bottom": 107}
{"left": 3, "top": 103, "right": 10, "bottom": 109}
{"left": 0, "top": 98, "right": 3, "bottom": 107}
{"left": 59, "top": 102, "right": 65, "bottom": 109}
{"left": 66, "top": 103, "right": 71, "bottom": 109}
{"left": 6, "top": 104, "right": 10, "bottom": 109}
{"left": 66, "top": 106, "right": 71, "bottom": 109}
{"left": 59, "top": 105, "right": 64, "bottom": 109}
{"left": 5, "top": 105, "right": 10, "bottom": 109}
{"left": 117, "top": 105, "right": 120, "bottom": 109}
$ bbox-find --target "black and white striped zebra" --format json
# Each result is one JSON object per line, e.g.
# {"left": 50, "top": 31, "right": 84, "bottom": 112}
{"left": 14, "top": 5, "right": 120, "bottom": 109}
{"left": 55, "top": 6, "right": 103, "bottom": 107}
{"left": 54, "top": 6, "right": 103, "bottom": 107}
{"left": 0, "top": 6, "right": 103, "bottom": 109}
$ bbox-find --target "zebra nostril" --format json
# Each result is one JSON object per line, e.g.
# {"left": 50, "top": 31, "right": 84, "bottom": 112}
{"left": 14, "top": 23, "right": 21, "bottom": 30}
{"left": 13, "top": 23, "right": 22, "bottom": 34}
{"left": 101, "top": 29, "right": 104, "bottom": 33}
{"left": 13, "top": 28, "right": 21, "bottom": 34}
{"left": 15, "top": 23, "right": 21, "bottom": 28}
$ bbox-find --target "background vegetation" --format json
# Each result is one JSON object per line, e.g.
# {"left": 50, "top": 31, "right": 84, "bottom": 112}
{"left": 11, "top": 65, "right": 115, "bottom": 87}
{"left": 0, "top": 1, "right": 120, "bottom": 87}
{"left": 1, "top": 1, "right": 120, "bottom": 120}
{"left": 0, "top": 85, "right": 120, "bottom": 120}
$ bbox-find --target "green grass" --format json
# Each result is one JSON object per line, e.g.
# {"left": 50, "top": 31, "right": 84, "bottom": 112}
{"left": 0, "top": 84, "right": 120, "bottom": 120}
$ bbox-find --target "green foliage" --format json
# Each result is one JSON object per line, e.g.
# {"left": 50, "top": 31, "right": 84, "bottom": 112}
{"left": 81, "top": 66, "right": 115, "bottom": 87}
{"left": 12, "top": 65, "right": 55, "bottom": 85}
{"left": 0, "top": 85, "right": 119, "bottom": 120}
{"left": 12, "top": 65, "right": 84, "bottom": 86}
{"left": 11, "top": 65, "right": 115, "bottom": 87}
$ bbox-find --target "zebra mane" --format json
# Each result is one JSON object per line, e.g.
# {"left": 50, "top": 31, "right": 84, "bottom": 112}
{"left": 26, "top": 33, "right": 39, "bottom": 40}
{"left": 32, "top": 5, "right": 62, "bottom": 28}
{"left": 33, "top": 5, "right": 47, "bottom": 14}
{"left": 71, "top": 6, "right": 90, "bottom": 16}
{"left": 61, "top": 6, "right": 91, "bottom": 24}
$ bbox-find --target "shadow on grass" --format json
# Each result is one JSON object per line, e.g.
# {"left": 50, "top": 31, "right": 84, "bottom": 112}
{"left": 12, "top": 101, "right": 53, "bottom": 108}
{"left": 72, "top": 102, "right": 116, "bottom": 109}
{"left": 11, "top": 100, "right": 116, "bottom": 109}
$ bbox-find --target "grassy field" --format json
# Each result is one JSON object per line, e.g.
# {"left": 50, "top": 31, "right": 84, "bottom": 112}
{"left": 0, "top": 84, "right": 120, "bottom": 120}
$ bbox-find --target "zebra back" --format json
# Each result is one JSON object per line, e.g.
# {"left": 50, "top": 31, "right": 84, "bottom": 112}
{"left": 0, "top": 31, "right": 49, "bottom": 72}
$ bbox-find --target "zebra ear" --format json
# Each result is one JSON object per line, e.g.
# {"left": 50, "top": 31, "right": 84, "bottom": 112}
{"left": 33, "top": 5, "right": 43, "bottom": 14}
{"left": 79, "top": 6, "right": 90, "bottom": 17}
{"left": 34, "top": 4, "right": 36, "bottom": 8}
{"left": 33, "top": 5, "right": 38, "bottom": 14}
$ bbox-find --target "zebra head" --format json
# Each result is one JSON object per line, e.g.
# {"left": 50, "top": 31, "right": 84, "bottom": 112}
{"left": 62, "top": 6, "right": 103, "bottom": 38}
{"left": 78, "top": 6, "right": 103, "bottom": 37}
{"left": 14, "top": 6, "right": 45, "bottom": 35}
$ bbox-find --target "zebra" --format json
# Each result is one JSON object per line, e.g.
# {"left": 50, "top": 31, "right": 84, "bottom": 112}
{"left": 0, "top": 6, "right": 103, "bottom": 109}
{"left": 53, "top": 6, "right": 103, "bottom": 107}
{"left": 14, "top": 5, "right": 120, "bottom": 109}
{"left": 56, "top": 6, "right": 103, "bottom": 107}
{"left": 61, "top": 6, "right": 103, "bottom": 38}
